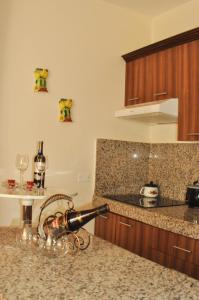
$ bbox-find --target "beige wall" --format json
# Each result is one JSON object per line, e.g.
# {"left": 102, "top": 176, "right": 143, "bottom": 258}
{"left": 152, "top": 0, "right": 199, "bottom": 41}
{"left": 149, "top": 0, "right": 199, "bottom": 143}
{"left": 0, "top": 0, "right": 151, "bottom": 228}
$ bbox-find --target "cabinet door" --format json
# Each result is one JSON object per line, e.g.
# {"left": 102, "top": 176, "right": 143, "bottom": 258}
{"left": 115, "top": 215, "right": 136, "bottom": 252}
{"left": 177, "top": 40, "right": 199, "bottom": 141}
{"left": 151, "top": 227, "right": 171, "bottom": 254}
{"left": 152, "top": 48, "right": 177, "bottom": 101}
{"left": 191, "top": 239, "right": 199, "bottom": 279}
{"left": 150, "top": 227, "right": 194, "bottom": 271}
{"left": 142, "top": 225, "right": 170, "bottom": 267}
{"left": 125, "top": 57, "right": 146, "bottom": 106}
{"left": 94, "top": 212, "right": 116, "bottom": 243}
{"left": 135, "top": 221, "right": 153, "bottom": 258}
{"left": 168, "top": 231, "right": 195, "bottom": 263}
{"left": 193, "top": 239, "right": 199, "bottom": 266}
{"left": 164, "top": 231, "right": 196, "bottom": 277}
{"left": 115, "top": 217, "right": 155, "bottom": 258}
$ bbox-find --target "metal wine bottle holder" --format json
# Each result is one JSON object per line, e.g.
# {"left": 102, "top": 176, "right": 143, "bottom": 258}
{"left": 35, "top": 194, "right": 90, "bottom": 256}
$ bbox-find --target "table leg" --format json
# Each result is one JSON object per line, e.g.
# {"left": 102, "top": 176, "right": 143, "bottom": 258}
{"left": 22, "top": 206, "right": 32, "bottom": 223}
{"left": 21, "top": 199, "right": 34, "bottom": 224}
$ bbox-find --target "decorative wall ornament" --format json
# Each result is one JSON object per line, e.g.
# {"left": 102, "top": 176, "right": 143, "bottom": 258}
{"left": 34, "top": 68, "right": 48, "bottom": 92}
{"left": 59, "top": 99, "right": 73, "bottom": 122}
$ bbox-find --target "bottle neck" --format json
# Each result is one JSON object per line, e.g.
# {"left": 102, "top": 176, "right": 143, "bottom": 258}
{"left": 38, "top": 141, "right": 43, "bottom": 155}
{"left": 96, "top": 204, "right": 109, "bottom": 215}
{"left": 67, "top": 204, "right": 110, "bottom": 231}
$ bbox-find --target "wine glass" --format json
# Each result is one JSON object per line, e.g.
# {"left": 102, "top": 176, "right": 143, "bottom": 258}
{"left": 16, "top": 220, "right": 33, "bottom": 250}
{"left": 16, "top": 154, "right": 29, "bottom": 187}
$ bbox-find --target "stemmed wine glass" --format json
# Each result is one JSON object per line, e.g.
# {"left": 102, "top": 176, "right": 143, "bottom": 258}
{"left": 16, "top": 154, "right": 29, "bottom": 187}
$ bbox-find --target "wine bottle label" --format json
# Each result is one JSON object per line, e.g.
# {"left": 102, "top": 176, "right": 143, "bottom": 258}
{"left": 35, "top": 162, "right": 45, "bottom": 172}
{"left": 34, "top": 171, "right": 45, "bottom": 188}
{"left": 34, "top": 172, "right": 40, "bottom": 180}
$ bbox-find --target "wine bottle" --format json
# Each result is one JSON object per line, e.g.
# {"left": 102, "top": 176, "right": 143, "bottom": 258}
{"left": 33, "top": 141, "right": 46, "bottom": 188}
{"left": 43, "top": 204, "right": 110, "bottom": 238}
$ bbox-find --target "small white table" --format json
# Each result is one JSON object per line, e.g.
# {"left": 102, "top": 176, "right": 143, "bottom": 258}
{"left": 0, "top": 186, "right": 49, "bottom": 223}
{"left": 0, "top": 186, "right": 77, "bottom": 224}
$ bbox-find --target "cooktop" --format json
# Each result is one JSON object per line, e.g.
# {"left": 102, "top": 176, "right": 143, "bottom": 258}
{"left": 103, "top": 194, "right": 187, "bottom": 208}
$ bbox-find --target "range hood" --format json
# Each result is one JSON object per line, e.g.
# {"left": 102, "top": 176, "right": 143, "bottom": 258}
{"left": 115, "top": 98, "right": 178, "bottom": 124}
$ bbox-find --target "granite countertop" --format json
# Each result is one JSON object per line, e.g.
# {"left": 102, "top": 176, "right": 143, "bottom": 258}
{"left": 93, "top": 195, "right": 199, "bottom": 239}
{"left": 1, "top": 228, "right": 199, "bottom": 300}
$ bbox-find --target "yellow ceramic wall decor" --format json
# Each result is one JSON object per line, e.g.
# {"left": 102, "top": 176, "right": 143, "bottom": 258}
{"left": 34, "top": 68, "right": 48, "bottom": 92}
{"left": 59, "top": 99, "right": 73, "bottom": 122}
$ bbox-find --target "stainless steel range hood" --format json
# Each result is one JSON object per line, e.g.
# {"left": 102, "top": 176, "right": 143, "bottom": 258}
{"left": 115, "top": 98, "right": 178, "bottom": 124}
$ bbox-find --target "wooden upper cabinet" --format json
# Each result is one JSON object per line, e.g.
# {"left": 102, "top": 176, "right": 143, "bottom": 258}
{"left": 123, "top": 27, "right": 199, "bottom": 141}
{"left": 152, "top": 47, "right": 177, "bottom": 101}
{"left": 125, "top": 47, "right": 177, "bottom": 106}
{"left": 125, "top": 57, "right": 146, "bottom": 105}
{"left": 125, "top": 55, "right": 153, "bottom": 105}
{"left": 177, "top": 40, "right": 199, "bottom": 141}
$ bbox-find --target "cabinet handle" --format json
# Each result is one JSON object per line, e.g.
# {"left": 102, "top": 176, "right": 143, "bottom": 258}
{"left": 99, "top": 215, "right": 108, "bottom": 219}
{"left": 119, "top": 221, "right": 132, "bottom": 228}
{"left": 128, "top": 97, "right": 139, "bottom": 101}
{"left": 187, "top": 133, "right": 199, "bottom": 136}
{"left": 172, "top": 245, "right": 192, "bottom": 254}
{"left": 153, "top": 92, "right": 168, "bottom": 97}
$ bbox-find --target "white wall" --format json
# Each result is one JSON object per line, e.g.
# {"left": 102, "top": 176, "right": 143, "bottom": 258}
{"left": 149, "top": 0, "right": 199, "bottom": 143}
{"left": 0, "top": 0, "right": 151, "bottom": 228}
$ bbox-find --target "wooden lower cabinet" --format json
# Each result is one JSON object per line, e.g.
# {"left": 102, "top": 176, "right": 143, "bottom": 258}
{"left": 114, "top": 215, "right": 136, "bottom": 251}
{"left": 95, "top": 212, "right": 199, "bottom": 280}
{"left": 94, "top": 212, "right": 116, "bottom": 244}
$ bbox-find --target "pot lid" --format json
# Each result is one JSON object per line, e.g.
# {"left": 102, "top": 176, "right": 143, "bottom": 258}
{"left": 188, "top": 181, "right": 199, "bottom": 189}
{"left": 188, "top": 185, "right": 199, "bottom": 189}
{"left": 144, "top": 181, "right": 158, "bottom": 187}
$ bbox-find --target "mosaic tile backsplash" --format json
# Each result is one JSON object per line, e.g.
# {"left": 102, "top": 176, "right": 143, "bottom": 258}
{"left": 95, "top": 139, "right": 199, "bottom": 201}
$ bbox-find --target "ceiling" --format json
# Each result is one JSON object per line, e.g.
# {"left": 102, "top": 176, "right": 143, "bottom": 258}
{"left": 102, "top": 0, "right": 192, "bottom": 17}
